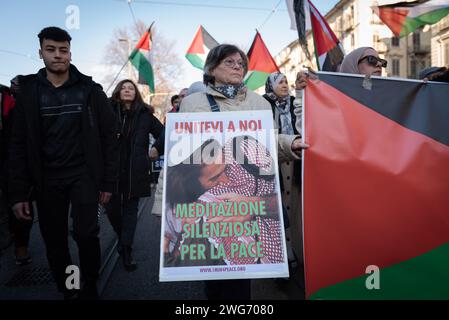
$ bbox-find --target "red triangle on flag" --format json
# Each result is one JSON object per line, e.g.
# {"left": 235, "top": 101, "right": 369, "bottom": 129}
{"left": 187, "top": 26, "right": 205, "bottom": 55}
{"left": 377, "top": 7, "right": 409, "bottom": 37}
{"left": 308, "top": 0, "right": 339, "bottom": 57}
{"left": 247, "top": 32, "right": 279, "bottom": 74}
{"left": 310, "top": 13, "right": 336, "bottom": 56}
{"left": 135, "top": 29, "right": 151, "bottom": 51}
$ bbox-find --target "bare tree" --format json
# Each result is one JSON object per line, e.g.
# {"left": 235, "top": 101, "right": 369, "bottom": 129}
{"left": 103, "top": 20, "right": 182, "bottom": 115}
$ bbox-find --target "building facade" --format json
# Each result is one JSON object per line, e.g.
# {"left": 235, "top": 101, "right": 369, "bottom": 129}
{"left": 275, "top": 0, "right": 432, "bottom": 87}
{"left": 431, "top": 15, "right": 449, "bottom": 67}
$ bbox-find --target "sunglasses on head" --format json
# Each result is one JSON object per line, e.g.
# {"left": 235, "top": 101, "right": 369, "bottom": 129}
{"left": 358, "top": 55, "right": 387, "bottom": 68}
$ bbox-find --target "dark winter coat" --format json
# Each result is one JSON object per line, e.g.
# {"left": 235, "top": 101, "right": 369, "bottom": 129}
{"left": 111, "top": 99, "right": 163, "bottom": 198}
{"left": 8, "top": 65, "right": 120, "bottom": 206}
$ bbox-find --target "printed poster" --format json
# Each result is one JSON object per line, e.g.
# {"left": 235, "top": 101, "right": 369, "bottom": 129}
{"left": 159, "top": 110, "right": 289, "bottom": 281}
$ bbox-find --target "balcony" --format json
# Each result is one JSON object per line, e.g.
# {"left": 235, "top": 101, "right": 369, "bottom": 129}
{"left": 343, "top": 16, "right": 355, "bottom": 32}
{"left": 408, "top": 45, "right": 431, "bottom": 55}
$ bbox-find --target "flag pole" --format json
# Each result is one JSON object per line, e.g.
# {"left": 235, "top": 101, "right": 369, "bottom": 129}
{"left": 106, "top": 21, "right": 155, "bottom": 95}
{"left": 106, "top": 60, "right": 128, "bottom": 95}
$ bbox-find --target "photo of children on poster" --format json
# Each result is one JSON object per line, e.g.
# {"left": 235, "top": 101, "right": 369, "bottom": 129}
{"left": 159, "top": 110, "right": 289, "bottom": 281}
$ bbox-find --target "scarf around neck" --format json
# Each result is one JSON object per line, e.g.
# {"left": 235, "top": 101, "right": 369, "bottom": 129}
{"left": 211, "top": 83, "right": 245, "bottom": 99}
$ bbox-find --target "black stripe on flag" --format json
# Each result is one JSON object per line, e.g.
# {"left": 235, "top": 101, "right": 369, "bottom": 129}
{"left": 318, "top": 73, "right": 449, "bottom": 147}
{"left": 379, "top": 0, "right": 430, "bottom": 8}
{"left": 201, "top": 27, "right": 219, "bottom": 50}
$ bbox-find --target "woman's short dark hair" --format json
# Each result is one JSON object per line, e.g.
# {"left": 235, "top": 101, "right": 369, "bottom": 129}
{"left": 111, "top": 79, "right": 154, "bottom": 113}
{"left": 38, "top": 27, "right": 72, "bottom": 46}
{"left": 203, "top": 44, "right": 248, "bottom": 86}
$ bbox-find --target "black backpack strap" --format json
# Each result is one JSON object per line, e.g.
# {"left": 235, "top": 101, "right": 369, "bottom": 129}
{"left": 206, "top": 94, "right": 220, "bottom": 112}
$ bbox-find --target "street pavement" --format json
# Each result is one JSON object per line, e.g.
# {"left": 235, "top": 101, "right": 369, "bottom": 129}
{"left": 0, "top": 191, "right": 304, "bottom": 300}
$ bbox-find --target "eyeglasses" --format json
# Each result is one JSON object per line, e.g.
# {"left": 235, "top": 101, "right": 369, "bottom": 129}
{"left": 222, "top": 58, "right": 246, "bottom": 69}
{"left": 358, "top": 55, "right": 388, "bottom": 68}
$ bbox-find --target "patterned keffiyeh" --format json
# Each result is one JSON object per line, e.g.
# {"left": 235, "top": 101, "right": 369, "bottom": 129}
{"left": 200, "top": 137, "right": 284, "bottom": 265}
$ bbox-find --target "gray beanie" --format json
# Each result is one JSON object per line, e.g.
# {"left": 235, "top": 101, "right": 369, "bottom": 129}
{"left": 419, "top": 66, "right": 445, "bottom": 80}
{"left": 187, "top": 81, "right": 206, "bottom": 96}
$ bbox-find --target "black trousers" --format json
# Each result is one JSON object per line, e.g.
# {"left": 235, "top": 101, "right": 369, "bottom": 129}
{"left": 205, "top": 279, "right": 251, "bottom": 300}
{"left": 104, "top": 195, "right": 139, "bottom": 248}
{"left": 36, "top": 173, "right": 100, "bottom": 292}
{"left": 9, "top": 203, "right": 34, "bottom": 248}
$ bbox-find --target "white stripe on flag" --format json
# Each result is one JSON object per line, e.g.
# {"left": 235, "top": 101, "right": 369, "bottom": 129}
{"left": 285, "top": 0, "right": 312, "bottom": 31}
{"left": 408, "top": 2, "right": 449, "bottom": 18}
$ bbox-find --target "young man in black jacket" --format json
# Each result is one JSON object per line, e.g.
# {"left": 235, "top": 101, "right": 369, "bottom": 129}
{"left": 8, "top": 27, "right": 119, "bottom": 299}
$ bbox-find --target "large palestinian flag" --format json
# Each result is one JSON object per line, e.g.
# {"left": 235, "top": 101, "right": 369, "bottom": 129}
{"left": 129, "top": 24, "right": 155, "bottom": 93}
{"left": 373, "top": 0, "right": 449, "bottom": 37}
{"left": 244, "top": 31, "right": 279, "bottom": 91}
{"left": 186, "top": 25, "right": 219, "bottom": 70}
{"left": 303, "top": 72, "right": 449, "bottom": 299}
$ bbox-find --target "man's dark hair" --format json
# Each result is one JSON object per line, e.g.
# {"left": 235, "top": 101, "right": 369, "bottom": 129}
{"left": 171, "top": 95, "right": 179, "bottom": 106}
{"left": 38, "top": 27, "right": 72, "bottom": 46}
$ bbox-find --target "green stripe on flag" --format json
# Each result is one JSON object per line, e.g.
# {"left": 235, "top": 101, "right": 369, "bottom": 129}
{"left": 186, "top": 54, "right": 205, "bottom": 70}
{"left": 310, "top": 242, "right": 449, "bottom": 300}
{"left": 400, "top": 8, "right": 449, "bottom": 37}
{"left": 130, "top": 50, "right": 155, "bottom": 93}
{"left": 244, "top": 70, "right": 270, "bottom": 91}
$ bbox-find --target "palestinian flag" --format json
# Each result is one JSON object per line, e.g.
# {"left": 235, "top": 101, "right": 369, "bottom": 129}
{"left": 185, "top": 25, "right": 219, "bottom": 70}
{"left": 244, "top": 31, "right": 279, "bottom": 91}
{"left": 286, "top": 0, "right": 344, "bottom": 71}
{"left": 129, "top": 23, "right": 155, "bottom": 93}
{"left": 373, "top": 0, "right": 449, "bottom": 37}
{"left": 303, "top": 72, "right": 449, "bottom": 299}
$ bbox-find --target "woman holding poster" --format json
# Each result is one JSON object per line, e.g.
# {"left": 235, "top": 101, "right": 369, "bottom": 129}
{"left": 156, "top": 43, "right": 308, "bottom": 300}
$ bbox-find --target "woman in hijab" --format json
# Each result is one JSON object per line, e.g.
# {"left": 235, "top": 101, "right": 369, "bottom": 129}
{"left": 295, "top": 47, "right": 388, "bottom": 92}
{"left": 338, "top": 47, "right": 387, "bottom": 76}
{"left": 262, "top": 72, "right": 303, "bottom": 272}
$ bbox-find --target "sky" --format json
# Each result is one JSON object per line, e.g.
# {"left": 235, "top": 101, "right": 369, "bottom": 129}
{"left": 0, "top": 0, "right": 339, "bottom": 94}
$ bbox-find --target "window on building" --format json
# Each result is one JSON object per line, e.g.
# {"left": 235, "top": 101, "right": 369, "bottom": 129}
{"left": 410, "top": 60, "right": 417, "bottom": 78}
{"left": 336, "top": 17, "right": 342, "bottom": 37}
{"left": 392, "top": 59, "right": 400, "bottom": 76}
{"left": 392, "top": 37, "right": 400, "bottom": 47}
{"left": 413, "top": 32, "right": 420, "bottom": 49}
{"left": 351, "top": 33, "right": 355, "bottom": 47}
{"left": 371, "top": 9, "right": 382, "bottom": 24}
{"left": 373, "top": 34, "right": 379, "bottom": 43}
